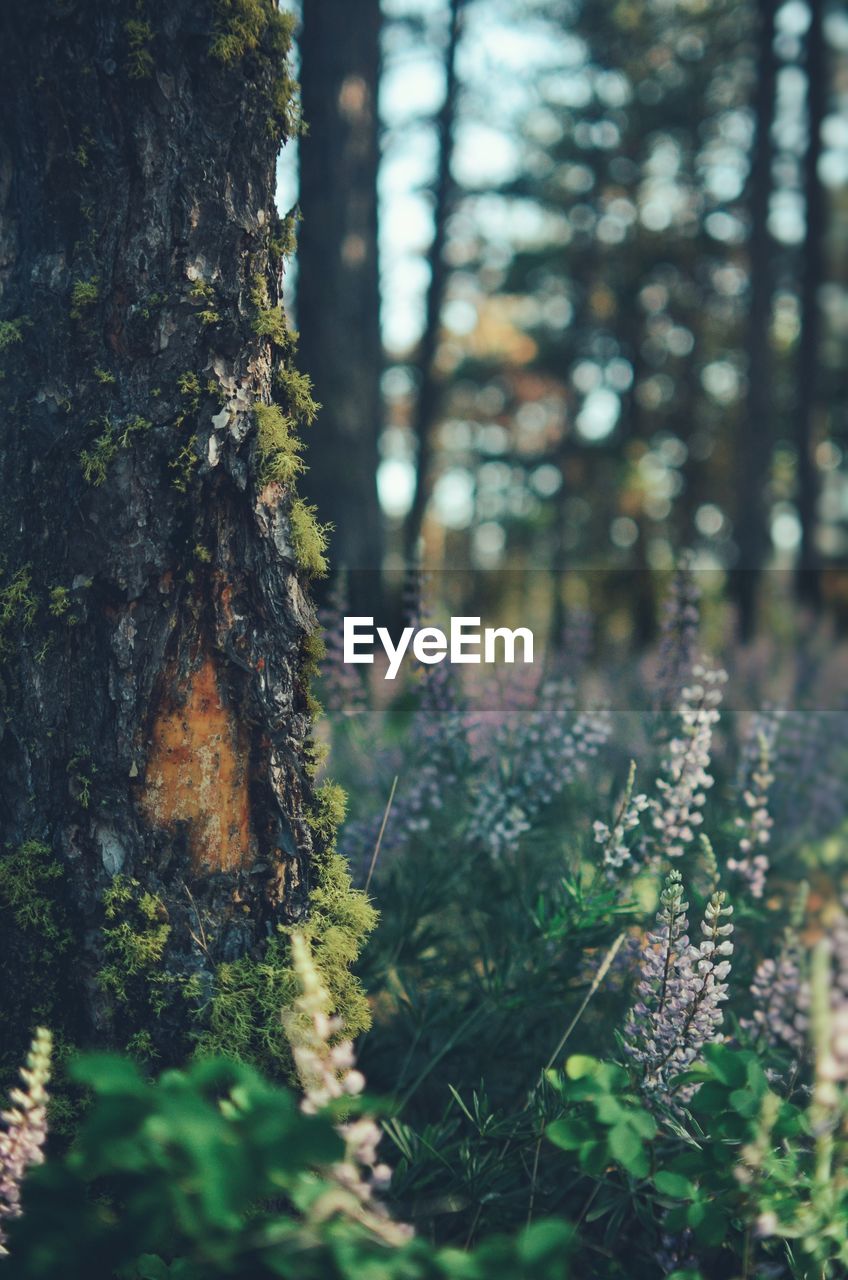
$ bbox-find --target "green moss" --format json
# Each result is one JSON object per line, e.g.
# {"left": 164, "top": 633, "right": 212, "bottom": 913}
{"left": 80, "top": 415, "right": 151, "bottom": 486}
{"left": 194, "top": 856, "right": 376, "bottom": 1074}
{"left": 274, "top": 365, "right": 319, "bottom": 427}
{"left": 139, "top": 291, "right": 167, "bottom": 320}
{"left": 70, "top": 276, "right": 99, "bottom": 320}
{"left": 192, "top": 934, "right": 298, "bottom": 1074}
{"left": 125, "top": 1029, "right": 158, "bottom": 1062}
{"left": 0, "top": 565, "right": 37, "bottom": 632}
{"left": 0, "top": 841, "right": 71, "bottom": 947}
{"left": 250, "top": 274, "right": 294, "bottom": 349}
{"left": 301, "top": 629, "right": 327, "bottom": 681}
{"left": 99, "top": 876, "right": 171, "bottom": 1009}
{"left": 124, "top": 18, "right": 154, "bottom": 79}
{"left": 307, "top": 780, "right": 347, "bottom": 845}
{"left": 170, "top": 436, "right": 199, "bottom": 492}
{"left": 189, "top": 279, "right": 220, "bottom": 326}
{"left": 67, "top": 754, "right": 94, "bottom": 809}
{"left": 0, "top": 319, "right": 25, "bottom": 351}
{"left": 178, "top": 371, "right": 201, "bottom": 402}
{"left": 289, "top": 498, "right": 331, "bottom": 578}
{"left": 269, "top": 213, "right": 297, "bottom": 265}
{"left": 0, "top": 843, "right": 77, "bottom": 1104}
{"left": 254, "top": 402, "right": 304, "bottom": 486}
{"left": 194, "top": 543, "right": 213, "bottom": 563}
{"left": 210, "top": 0, "right": 294, "bottom": 66}
{"left": 93, "top": 366, "right": 116, "bottom": 386}
{"left": 48, "top": 586, "right": 71, "bottom": 617}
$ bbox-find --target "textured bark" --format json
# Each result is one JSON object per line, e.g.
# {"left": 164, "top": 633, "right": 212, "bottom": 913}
{"left": 0, "top": 0, "right": 335, "bottom": 1072}
{"left": 297, "top": 0, "right": 384, "bottom": 614}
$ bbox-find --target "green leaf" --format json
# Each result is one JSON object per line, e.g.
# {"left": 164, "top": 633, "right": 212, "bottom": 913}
{"left": 688, "top": 1081, "right": 730, "bottom": 1116}
{"left": 686, "top": 1199, "right": 726, "bottom": 1246}
{"left": 593, "top": 1094, "right": 626, "bottom": 1125}
{"left": 607, "top": 1123, "right": 648, "bottom": 1177}
{"left": 729, "top": 1088, "right": 760, "bottom": 1119}
{"left": 70, "top": 1053, "right": 148, "bottom": 1095}
{"left": 578, "top": 1139, "right": 608, "bottom": 1175}
{"left": 626, "top": 1107, "right": 657, "bottom": 1141}
{"left": 701, "top": 1044, "right": 749, "bottom": 1087}
{"left": 565, "top": 1055, "right": 601, "bottom": 1081}
{"left": 654, "top": 1170, "right": 697, "bottom": 1200}
{"left": 546, "top": 1117, "right": 591, "bottom": 1151}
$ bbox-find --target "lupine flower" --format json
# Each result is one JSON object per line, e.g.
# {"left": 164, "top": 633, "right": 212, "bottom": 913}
{"left": 650, "top": 662, "right": 727, "bottom": 860}
{"left": 593, "top": 760, "right": 649, "bottom": 871}
{"left": 653, "top": 553, "right": 701, "bottom": 717}
{"left": 727, "top": 713, "right": 780, "bottom": 899}
{"left": 742, "top": 883, "right": 811, "bottom": 1070}
{"left": 771, "top": 705, "right": 848, "bottom": 849}
{"left": 283, "top": 931, "right": 412, "bottom": 1245}
{"left": 743, "top": 931, "right": 809, "bottom": 1062}
{"left": 0, "top": 1027, "right": 52, "bottom": 1255}
{"left": 624, "top": 871, "right": 733, "bottom": 1096}
{"left": 469, "top": 677, "right": 611, "bottom": 856}
{"left": 342, "top": 617, "right": 472, "bottom": 881}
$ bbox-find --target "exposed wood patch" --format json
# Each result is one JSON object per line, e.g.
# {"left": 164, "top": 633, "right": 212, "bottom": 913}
{"left": 139, "top": 653, "right": 255, "bottom": 872}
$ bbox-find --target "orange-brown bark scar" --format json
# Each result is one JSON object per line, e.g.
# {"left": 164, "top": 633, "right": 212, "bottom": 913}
{"left": 139, "top": 653, "right": 255, "bottom": 872}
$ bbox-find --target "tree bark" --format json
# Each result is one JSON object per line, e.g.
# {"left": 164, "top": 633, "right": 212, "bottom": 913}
{"left": 402, "top": 0, "right": 463, "bottom": 568}
{"left": 0, "top": 0, "right": 371, "bottom": 1083}
{"left": 795, "top": 0, "right": 826, "bottom": 609}
{"left": 733, "top": 0, "right": 778, "bottom": 640}
{"left": 297, "top": 0, "right": 385, "bottom": 618}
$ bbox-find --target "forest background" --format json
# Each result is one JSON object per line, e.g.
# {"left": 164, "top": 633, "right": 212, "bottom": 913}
{"left": 288, "top": 0, "right": 848, "bottom": 648}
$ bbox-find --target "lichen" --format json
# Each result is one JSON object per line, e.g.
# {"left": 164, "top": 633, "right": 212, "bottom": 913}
{"left": 178, "top": 371, "right": 201, "bottom": 401}
{"left": 189, "top": 279, "right": 220, "bottom": 326}
{"left": 0, "top": 566, "right": 36, "bottom": 628}
{"left": 193, "top": 856, "right": 376, "bottom": 1076}
{"left": 0, "top": 842, "right": 76, "bottom": 1097}
{"left": 70, "top": 276, "right": 99, "bottom": 320}
{"left": 209, "top": 0, "right": 295, "bottom": 68}
{"left": 170, "top": 436, "right": 199, "bottom": 492}
{"left": 0, "top": 841, "right": 70, "bottom": 948}
{"left": 252, "top": 299, "right": 288, "bottom": 347}
{"left": 289, "top": 498, "right": 331, "bottom": 578}
{"left": 80, "top": 414, "right": 151, "bottom": 486}
{"left": 124, "top": 18, "right": 154, "bottom": 79}
{"left": 0, "top": 565, "right": 37, "bottom": 656}
{"left": 255, "top": 402, "right": 304, "bottom": 486}
{"left": 98, "top": 876, "right": 171, "bottom": 1010}
{"left": 48, "top": 586, "right": 71, "bottom": 618}
{"left": 274, "top": 365, "right": 319, "bottom": 427}
{"left": 0, "top": 319, "right": 25, "bottom": 351}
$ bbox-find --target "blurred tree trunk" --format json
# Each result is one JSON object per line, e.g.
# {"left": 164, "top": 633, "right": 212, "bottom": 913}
{"left": 733, "top": 0, "right": 778, "bottom": 640}
{"left": 795, "top": 0, "right": 826, "bottom": 609}
{"left": 402, "top": 0, "right": 463, "bottom": 568}
{"left": 0, "top": 0, "right": 346, "bottom": 1076}
{"left": 298, "top": 0, "right": 384, "bottom": 617}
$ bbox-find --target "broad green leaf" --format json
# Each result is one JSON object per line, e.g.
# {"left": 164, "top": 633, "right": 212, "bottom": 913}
{"left": 654, "top": 1170, "right": 697, "bottom": 1200}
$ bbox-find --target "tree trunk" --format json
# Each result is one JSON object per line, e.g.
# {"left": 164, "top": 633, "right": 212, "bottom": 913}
{"left": 0, "top": 0, "right": 373, "bottom": 1088}
{"left": 733, "top": 0, "right": 778, "bottom": 640}
{"left": 795, "top": 0, "right": 826, "bottom": 609}
{"left": 402, "top": 0, "right": 463, "bottom": 568}
{"left": 297, "top": 0, "right": 385, "bottom": 618}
